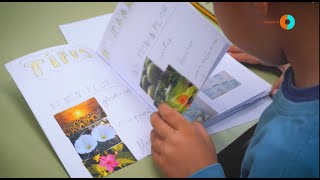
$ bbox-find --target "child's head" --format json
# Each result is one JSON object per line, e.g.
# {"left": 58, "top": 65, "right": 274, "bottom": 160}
{"left": 214, "top": 2, "right": 319, "bottom": 66}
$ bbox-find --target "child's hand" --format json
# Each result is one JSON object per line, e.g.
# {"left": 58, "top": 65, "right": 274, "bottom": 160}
{"left": 150, "top": 103, "right": 218, "bottom": 178}
{"left": 227, "top": 45, "right": 290, "bottom": 96}
{"left": 227, "top": 45, "right": 263, "bottom": 65}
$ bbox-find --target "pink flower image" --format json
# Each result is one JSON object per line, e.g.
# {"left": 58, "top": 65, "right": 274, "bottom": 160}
{"left": 99, "top": 154, "right": 119, "bottom": 173}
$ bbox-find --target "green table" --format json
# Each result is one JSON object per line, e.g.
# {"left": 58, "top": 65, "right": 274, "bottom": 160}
{"left": 0, "top": 2, "right": 279, "bottom": 178}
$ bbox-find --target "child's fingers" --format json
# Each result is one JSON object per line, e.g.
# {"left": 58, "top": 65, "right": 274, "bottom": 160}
{"left": 227, "top": 45, "right": 243, "bottom": 53}
{"left": 151, "top": 145, "right": 164, "bottom": 168}
{"left": 157, "top": 103, "right": 189, "bottom": 130}
{"left": 150, "top": 129, "right": 163, "bottom": 153}
{"left": 229, "top": 52, "right": 263, "bottom": 65}
{"left": 150, "top": 112, "right": 174, "bottom": 139}
{"left": 151, "top": 145, "right": 159, "bottom": 155}
{"left": 192, "top": 122, "right": 212, "bottom": 146}
{"left": 271, "top": 74, "right": 284, "bottom": 97}
{"left": 276, "top": 63, "right": 290, "bottom": 73}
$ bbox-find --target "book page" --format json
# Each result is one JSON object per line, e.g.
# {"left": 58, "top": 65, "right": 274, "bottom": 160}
{"left": 58, "top": 12, "right": 273, "bottom": 134}
{"left": 199, "top": 53, "right": 271, "bottom": 114}
{"left": 5, "top": 45, "right": 153, "bottom": 178}
{"left": 179, "top": 53, "right": 271, "bottom": 125}
{"left": 59, "top": 14, "right": 112, "bottom": 51}
{"left": 206, "top": 96, "right": 272, "bottom": 134}
{"left": 97, "top": 2, "right": 229, "bottom": 112}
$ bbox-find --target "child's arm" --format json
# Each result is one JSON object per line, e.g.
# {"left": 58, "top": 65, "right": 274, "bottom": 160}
{"left": 150, "top": 103, "right": 225, "bottom": 178}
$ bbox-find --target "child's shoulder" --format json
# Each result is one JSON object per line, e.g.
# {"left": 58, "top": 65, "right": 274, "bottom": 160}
{"left": 244, "top": 66, "right": 319, "bottom": 176}
{"left": 244, "top": 92, "right": 319, "bottom": 177}
{"left": 257, "top": 67, "right": 319, "bottom": 143}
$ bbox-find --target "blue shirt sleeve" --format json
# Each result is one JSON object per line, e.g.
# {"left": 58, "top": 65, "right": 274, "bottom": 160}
{"left": 188, "top": 163, "right": 226, "bottom": 178}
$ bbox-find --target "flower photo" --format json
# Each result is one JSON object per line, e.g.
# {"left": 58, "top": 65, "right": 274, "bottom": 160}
{"left": 54, "top": 98, "right": 108, "bottom": 138}
{"left": 84, "top": 142, "right": 137, "bottom": 178}
{"left": 99, "top": 154, "right": 119, "bottom": 173}
{"left": 153, "top": 65, "right": 199, "bottom": 113}
{"left": 91, "top": 125, "right": 116, "bottom": 142}
{"left": 74, "top": 134, "right": 98, "bottom": 154}
{"left": 139, "top": 57, "right": 199, "bottom": 114}
{"left": 54, "top": 97, "right": 137, "bottom": 178}
{"left": 67, "top": 119, "right": 122, "bottom": 161}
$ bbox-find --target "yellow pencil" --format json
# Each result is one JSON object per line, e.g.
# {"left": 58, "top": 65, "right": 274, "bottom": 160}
{"left": 190, "top": 2, "right": 219, "bottom": 25}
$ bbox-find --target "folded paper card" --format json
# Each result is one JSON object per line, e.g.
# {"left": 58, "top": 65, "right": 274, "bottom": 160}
{"left": 59, "top": 10, "right": 272, "bottom": 135}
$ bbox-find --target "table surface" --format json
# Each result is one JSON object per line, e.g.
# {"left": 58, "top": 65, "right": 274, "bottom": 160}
{"left": 0, "top": 2, "right": 280, "bottom": 178}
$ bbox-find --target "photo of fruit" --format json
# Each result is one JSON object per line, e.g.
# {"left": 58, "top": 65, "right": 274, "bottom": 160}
{"left": 139, "top": 57, "right": 164, "bottom": 100}
{"left": 153, "top": 65, "right": 199, "bottom": 113}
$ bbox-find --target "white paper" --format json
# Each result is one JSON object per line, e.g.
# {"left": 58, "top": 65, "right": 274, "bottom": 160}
{"left": 97, "top": 2, "right": 229, "bottom": 110}
{"left": 59, "top": 14, "right": 112, "bottom": 51}
{"left": 205, "top": 96, "right": 272, "bottom": 134}
{"left": 199, "top": 53, "right": 272, "bottom": 114}
{"left": 5, "top": 45, "right": 153, "bottom": 178}
{"left": 58, "top": 10, "right": 273, "bottom": 135}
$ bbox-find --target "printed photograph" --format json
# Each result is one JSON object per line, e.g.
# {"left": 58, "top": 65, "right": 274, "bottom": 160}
{"left": 182, "top": 96, "right": 218, "bottom": 123}
{"left": 140, "top": 57, "right": 164, "bottom": 100}
{"left": 84, "top": 142, "right": 137, "bottom": 178}
{"left": 201, "top": 71, "right": 241, "bottom": 100}
{"left": 54, "top": 98, "right": 136, "bottom": 178}
{"left": 153, "top": 65, "right": 199, "bottom": 113}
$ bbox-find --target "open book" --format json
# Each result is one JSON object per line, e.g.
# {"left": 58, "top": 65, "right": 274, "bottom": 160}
{"left": 5, "top": 2, "right": 271, "bottom": 178}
